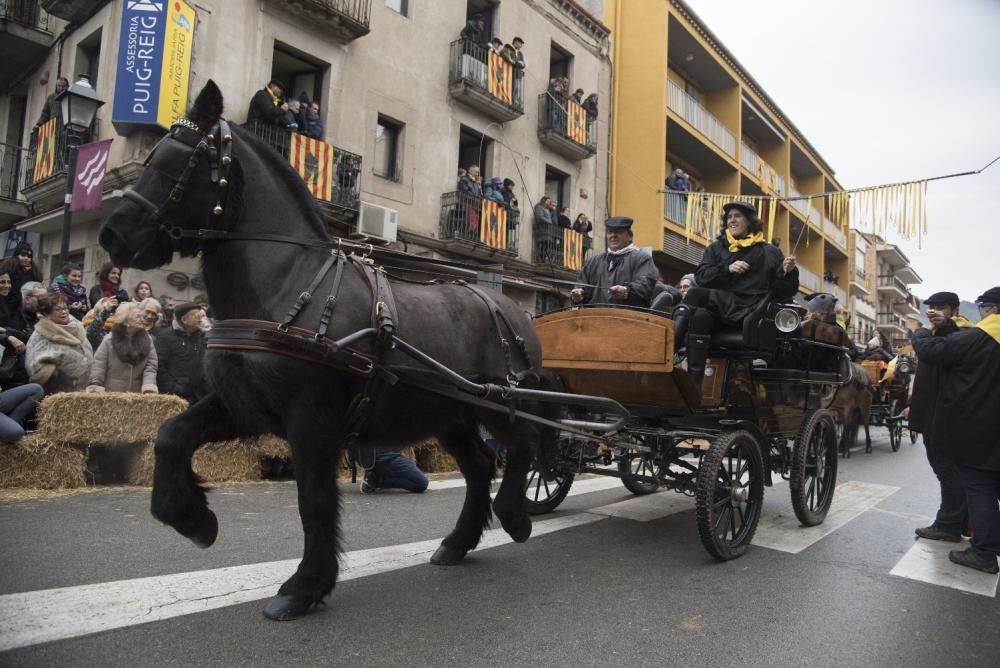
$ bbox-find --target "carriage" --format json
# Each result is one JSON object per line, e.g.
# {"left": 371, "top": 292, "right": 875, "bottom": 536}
{"left": 860, "top": 355, "right": 917, "bottom": 451}
{"left": 519, "top": 299, "right": 854, "bottom": 561}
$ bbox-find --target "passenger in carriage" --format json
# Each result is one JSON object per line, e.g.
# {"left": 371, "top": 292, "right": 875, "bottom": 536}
{"left": 864, "top": 329, "right": 894, "bottom": 362}
{"left": 569, "top": 216, "right": 657, "bottom": 308}
{"left": 673, "top": 201, "right": 798, "bottom": 390}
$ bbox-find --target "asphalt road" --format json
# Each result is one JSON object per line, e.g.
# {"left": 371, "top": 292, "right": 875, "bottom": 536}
{"left": 0, "top": 429, "right": 997, "bottom": 667}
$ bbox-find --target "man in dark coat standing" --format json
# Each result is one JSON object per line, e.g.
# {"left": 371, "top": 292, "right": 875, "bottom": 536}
{"left": 246, "top": 79, "right": 290, "bottom": 127}
{"left": 907, "top": 291, "right": 969, "bottom": 543}
{"left": 910, "top": 287, "right": 1000, "bottom": 574}
{"left": 570, "top": 216, "right": 657, "bottom": 307}
{"left": 154, "top": 302, "right": 206, "bottom": 402}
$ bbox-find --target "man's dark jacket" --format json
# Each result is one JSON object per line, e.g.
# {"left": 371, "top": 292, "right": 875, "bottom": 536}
{"left": 911, "top": 323, "right": 1000, "bottom": 470}
{"left": 907, "top": 318, "right": 960, "bottom": 437}
{"left": 695, "top": 237, "right": 798, "bottom": 326}
{"left": 575, "top": 249, "right": 657, "bottom": 307}
{"left": 154, "top": 326, "right": 205, "bottom": 400}
{"left": 246, "top": 89, "right": 286, "bottom": 126}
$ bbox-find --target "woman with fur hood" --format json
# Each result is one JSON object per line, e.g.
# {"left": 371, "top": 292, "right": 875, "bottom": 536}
{"left": 24, "top": 293, "right": 94, "bottom": 393}
{"left": 86, "top": 302, "right": 158, "bottom": 393}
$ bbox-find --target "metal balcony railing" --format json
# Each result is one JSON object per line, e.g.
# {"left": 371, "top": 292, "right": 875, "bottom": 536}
{"left": 533, "top": 222, "right": 592, "bottom": 271}
{"left": 19, "top": 119, "right": 99, "bottom": 191}
{"left": 822, "top": 215, "right": 847, "bottom": 249}
{"left": 740, "top": 142, "right": 786, "bottom": 197}
{"left": 852, "top": 298, "right": 876, "bottom": 321}
{"left": 667, "top": 80, "right": 736, "bottom": 158}
{"left": 0, "top": 142, "right": 27, "bottom": 201}
{"left": 740, "top": 141, "right": 760, "bottom": 175}
{"left": 786, "top": 181, "right": 811, "bottom": 219}
{"left": 877, "top": 312, "right": 906, "bottom": 329}
{"left": 244, "top": 121, "right": 362, "bottom": 212}
{"left": 663, "top": 191, "right": 712, "bottom": 241}
{"left": 877, "top": 274, "right": 908, "bottom": 293}
{"left": 537, "top": 93, "right": 596, "bottom": 152}
{"left": 439, "top": 191, "right": 519, "bottom": 256}
{"left": 797, "top": 265, "right": 821, "bottom": 292}
{"left": 448, "top": 39, "right": 524, "bottom": 114}
{"left": 1, "top": 0, "right": 51, "bottom": 31}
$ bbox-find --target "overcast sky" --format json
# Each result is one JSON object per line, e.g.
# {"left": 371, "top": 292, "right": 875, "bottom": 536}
{"left": 685, "top": 0, "right": 1000, "bottom": 302}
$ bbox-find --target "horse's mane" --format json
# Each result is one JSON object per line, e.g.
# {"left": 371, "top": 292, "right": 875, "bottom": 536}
{"left": 228, "top": 123, "right": 333, "bottom": 244}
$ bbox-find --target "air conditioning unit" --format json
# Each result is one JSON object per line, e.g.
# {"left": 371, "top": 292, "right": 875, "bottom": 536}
{"left": 356, "top": 202, "right": 398, "bottom": 243}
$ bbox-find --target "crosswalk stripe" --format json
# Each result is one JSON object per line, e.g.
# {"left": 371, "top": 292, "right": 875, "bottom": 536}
{"left": 889, "top": 539, "right": 999, "bottom": 598}
{"left": 751, "top": 480, "right": 899, "bottom": 554}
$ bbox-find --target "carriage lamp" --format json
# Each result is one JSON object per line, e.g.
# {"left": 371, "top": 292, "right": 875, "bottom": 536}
{"left": 774, "top": 308, "right": 801, "bottom": 333}
{"left": 55, "top": 74, "right": 105, "bottom": 277}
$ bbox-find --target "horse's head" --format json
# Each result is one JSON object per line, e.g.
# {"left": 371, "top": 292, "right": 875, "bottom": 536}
{"left": 101, "top": 80, "right": 234, "bottom": 269}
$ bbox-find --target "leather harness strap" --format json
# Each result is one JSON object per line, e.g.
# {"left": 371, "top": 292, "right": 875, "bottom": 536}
{"left": 462, "top": 283, "right": 533, "bottom": 383}
{"left": 280, "top": 250, "right": 341, "bottom": 330}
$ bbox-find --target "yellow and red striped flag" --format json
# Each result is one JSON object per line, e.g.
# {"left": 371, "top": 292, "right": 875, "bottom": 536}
{"left": 289, "top": 133, "right": 334, "bottom": 201}
{"left": 33, "top": 118, "right": 57, "bottom": 183}
{"left": 479, "top": 199, "right": 508, "bottom": 250}
{"left": 563, "top": 228, "right": 583, "bottom": 272}
{"left": 488, "top": 52, "right": 512, "bottom": 105}
{"left": 566, "top": 100, "right": 587, "bottom": 144}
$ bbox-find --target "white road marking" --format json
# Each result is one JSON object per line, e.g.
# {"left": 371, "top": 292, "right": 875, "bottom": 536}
{"left": 588, "top": 491, "right": 693, "bottom": 522}
{"left": 890, "top": 539, "right": 999, "bottom": 598}
{"left": 425, "top": 474, "right": 626, "bottom": 497}
{"left": 752, "top": 480, "right": 899, "bottom": 554}
{"left": 0, "top": 512, "right": 606, "bottom": 653}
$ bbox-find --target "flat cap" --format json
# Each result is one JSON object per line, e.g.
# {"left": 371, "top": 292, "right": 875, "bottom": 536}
{"left": 975, "top": 286, "right": 1000, "bottom": 304}
{"left": 605, "top": 216, "right": 634, "bottom": 230}
{"left": 722, "top": 201, "right": 757, "bottom": 219}
{"left": 924, "top": 291, "right": 960, "bottom": 308}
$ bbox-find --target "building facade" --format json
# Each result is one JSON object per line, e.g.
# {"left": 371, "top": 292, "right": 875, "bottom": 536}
{"left": 1, "top": 0, "right": 612, "bottom": 312}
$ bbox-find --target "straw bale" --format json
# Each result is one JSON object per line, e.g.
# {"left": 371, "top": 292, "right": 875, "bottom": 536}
{"left": 126, "top": 439, "right": 265, "bottom": 486}
{"left": 250, "top": 434, "right": 291, "bottom": 459}
{"left": 0, "top": 435, "right": 87, "bottom": 489}
{"left": 37, "top": 393, "right": 189, "bottom": 447}
{"left": 413, "top": 440, "right": 458, "bottom": 473}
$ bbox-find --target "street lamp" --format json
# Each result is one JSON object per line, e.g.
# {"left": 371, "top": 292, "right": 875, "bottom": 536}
{"left": 55, "top": 74, "right": 104, "bottom": 277}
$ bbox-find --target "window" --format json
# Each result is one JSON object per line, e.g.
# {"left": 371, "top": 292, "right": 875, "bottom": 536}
{"left": 544, "top": 165, "right": 569, "bottom": 210}
{"left": 271, "top": 43, "right": 327, "bottom": 108}
{"left": 549, "top": 42, "right": 574, "bottom": 81}
{"left": 458, "top": 126, "right": 493, "bottom": 183}
{"left": 386, "top": 0, "right": 408, "bottom": 16}
{"left": 75, "top": 28, "right": 103, "bottom": 86}
{"left": 466, "top": 0, "right": 497, "bottom": 40}
{"left": 374, "top": 116, "right": 402, "bottom": 180}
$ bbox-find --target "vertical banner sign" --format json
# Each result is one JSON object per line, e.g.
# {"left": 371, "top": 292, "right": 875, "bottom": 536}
{"left": 113, "top": 0, "right": 195, "bottom": 134}
{"left": 33, "top": 118, "right": 57, "bottom": 183}
{"left": 563, "top": 229, "right": 583, "bottom": 272}
{"left": 487, "top": 52, "right": 512, "bottom": 105}
{"left": 71, "top": 139, "right": 113, "bottom": 211}
{"left": 289, "top": 133, "right": 333, "bottom": 201}
{"left": 566, "top": 100, "right": 587, "bottom": 144}
{"left": 479, "top": 199, "right": 508, "bottom": 250}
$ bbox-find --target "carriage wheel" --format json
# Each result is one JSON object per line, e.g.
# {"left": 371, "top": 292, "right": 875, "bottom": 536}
{"left": 888, "top": 400, "right": 902, "bottom": 452}
{"left": 523, "top": 456, "right": 574, "bottom": 515}
{"left": 909, "top": 430, "right": 918, "bottom": 445}
{"left": 695, "top": 430, "right": 764, "bottom": 561}
{"left": 618, "top": 449, "right": 662, "bottom": 495}
{"left": 790, "top": 409, "right": 839, "bottom": 526}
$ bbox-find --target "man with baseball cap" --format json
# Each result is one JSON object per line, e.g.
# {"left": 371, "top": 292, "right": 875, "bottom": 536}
{"left": 910, "top": 287, "right": 1000, "bottom": 574}
{"left": 570, "top": 216, "right": 657, "bottom": 307}
{"left": 908, "top": 291, "right": 968, "bottom": 543}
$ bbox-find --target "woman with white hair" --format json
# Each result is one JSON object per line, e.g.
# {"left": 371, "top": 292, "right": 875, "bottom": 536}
{"left": 137, "top": 297, "right": 163, "bottom": 331}
{"left": 86, "top": 302, "right": 158, "bottom": 393}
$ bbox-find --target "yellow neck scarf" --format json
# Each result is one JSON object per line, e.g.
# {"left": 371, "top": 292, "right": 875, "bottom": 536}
{"left": 975, "top": 313, "right": 1000, "bottom": 345}
{"left": 952, "top": 314, "right": 973, "bottom": 328}
{"left": 726, "top": 230, "right": 766, "bottom": 253}
{"left": 266, "top": 85, "right": 281, "bottom": 107}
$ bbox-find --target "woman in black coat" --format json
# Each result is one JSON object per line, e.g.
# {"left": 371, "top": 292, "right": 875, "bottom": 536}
{"left": 673, "top": 201, "right": 798, "bottom": 389}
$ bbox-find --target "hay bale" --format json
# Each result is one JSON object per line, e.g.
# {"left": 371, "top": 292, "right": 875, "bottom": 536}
{"left": 124, "top": 443, "right": 155, "bottom": 486}
{"left": 413, "top": 440, "right": 458, "bottom": 473}
{"left": 37, "top": 393, "right": 189, "bottom": 447}
{"left": 250, "top": 434, "right": 291, "bottom": 459}
{"left": 0, "top": 435, "right": 87, "bottom": 489}
{"left": 193, "top": 441, "right": 262, "bottom": 482}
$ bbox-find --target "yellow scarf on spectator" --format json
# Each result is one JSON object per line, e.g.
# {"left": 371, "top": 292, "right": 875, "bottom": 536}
{"left": 266, "top": 85, "right": 281, "bottom": 107}
{"left": 726, "top": 230, "right": 766, "bottom": 253}
{"left": 952, "top": 315, "right": 973, "bottom": 328}
{"left": 975, "top": 313, "right": 1000, "bottom": 345}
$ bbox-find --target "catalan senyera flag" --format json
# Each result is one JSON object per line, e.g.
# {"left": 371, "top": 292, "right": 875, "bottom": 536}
{"left": 479, "top": 199, "right": 508, "bottom": 250}
{"left": 289, "top": 133, "right": 334, "bottom": 201}
{"left": 33, "top": 118, "right": 57, "bottom": 183}
{"left": 563, "top": 229, "right": 583, "bottom": 272}
{"left": 566, "top": 100, "right": 587, "bottom": 144}
{"left": 487, "top": 51, "right": 512, "bottom": 105}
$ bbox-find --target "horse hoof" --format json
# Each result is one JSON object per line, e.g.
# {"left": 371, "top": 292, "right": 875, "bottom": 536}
{"left": 262, "top": 594, "right": 315, "bottom": 621}
{"left": 190, "top": 509, "right": 218, "bottom": 549}
{"left": 505, "top": 516, "right": 532, "bottom": 543}
{"left": 430, "top": 544, "right": 467, "bottom": 566}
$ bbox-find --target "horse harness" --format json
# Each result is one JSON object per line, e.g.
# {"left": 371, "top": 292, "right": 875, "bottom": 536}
{"left": 128, "top": 118, "right": 535, "bottom": 439}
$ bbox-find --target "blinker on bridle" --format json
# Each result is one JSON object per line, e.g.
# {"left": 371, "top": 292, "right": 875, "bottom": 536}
{"left": 123, "top": 116, "right": 234, "bottom": 240}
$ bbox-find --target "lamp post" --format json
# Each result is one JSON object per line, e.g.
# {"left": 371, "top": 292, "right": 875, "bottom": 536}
{"left": 55, "top": 74, "right": 104, "bottom": 277}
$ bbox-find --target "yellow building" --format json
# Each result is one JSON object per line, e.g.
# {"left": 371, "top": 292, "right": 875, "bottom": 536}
{"left": 605, "top": 0, "right": 850, "bottom": 305}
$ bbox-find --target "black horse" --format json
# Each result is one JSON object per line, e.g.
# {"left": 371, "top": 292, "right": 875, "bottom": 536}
{"left": 100, "top": 81, "right": 552, "bottom": 620}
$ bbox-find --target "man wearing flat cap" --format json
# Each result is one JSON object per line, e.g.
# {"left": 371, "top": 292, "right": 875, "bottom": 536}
{"left": 570, "top": 216, "right": 657, "bottom": 307}
{"left": 910, "top": 287, "right": 1000, "bottom": 574}
{"left": 907, "top": 291, "right": 969, "bottom": 544}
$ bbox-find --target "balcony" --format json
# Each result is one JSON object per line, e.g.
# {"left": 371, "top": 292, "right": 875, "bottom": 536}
{"left": 877, "top": 311, "right": 907, "bottom": 334}
{"left": 274, "top": 0, "right": 371, "bottom": 40}
{"left": 0, "top": 142, "right": 29, "bottom": 224}
{"left": 850, "top": 268, "right": 870, "bottom": 296}
{"left": 18, "top": 119, "right": 100, "bottom": 212}
{"left": 877, "top": 274, "right": 908, "bottom": 299}
{"left": 448, "top": 40, "right": 523, "bottom": 123}
{"left": 537, "top": 94, "right": 596, "bottom": 161}
{"left": 663, "top": 192, "right": 712, "bottom": 242}
{"left": 244, "top": 121, "right": 362, "bottom": 230}
{"left": 798, "top": 265, "right": 821, "bottom": 292}
{"left": 786, "top": 181, "right": 811, "bottom": 220}
{"left": 822, "top": 215, "right": 847, "bottom": 251}
{"left": 893, "top": 291, "right": 921, "bottom": 316}
{"left": 739, "top": 141, "right": 785, "bottom": 196}
{"left": 1, "top": 0, "right": 54, "bottom": 92}
{"left": 533, "top": 222, "right": 592, "bottom": 273}
{"left": 823, "top": 281, "right": 847, "bottom": 305}
{"left": 439, "top": 191, "right": 519, "bottom": 259}
{"left": 852, "top": 298, "right": 876, "bottom": 321}
{"left": 667, "top": 80, "right": 736, "bottom": 159}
